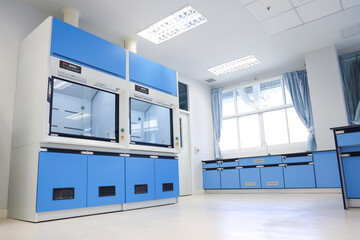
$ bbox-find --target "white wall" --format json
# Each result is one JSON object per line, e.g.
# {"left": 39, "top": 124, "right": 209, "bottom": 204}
{"left": 0, "top": 0, "right": 48, "bottom": 215}
{"left": 178, "top": 74, "right": 214, "bottom": 193}
{"left": 305, "top": 45, "right": 348, "bottom": 150}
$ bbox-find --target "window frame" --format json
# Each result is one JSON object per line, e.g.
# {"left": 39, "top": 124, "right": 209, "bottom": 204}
{"left": 220, "top": 76, "right": 307, "bottom": 156}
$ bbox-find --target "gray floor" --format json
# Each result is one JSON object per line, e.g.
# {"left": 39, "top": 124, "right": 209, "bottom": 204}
{"left": 1, "top": 193, "right": 360, "bottom": 240}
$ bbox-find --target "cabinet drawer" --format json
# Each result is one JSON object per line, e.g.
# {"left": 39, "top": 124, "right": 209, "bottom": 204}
{"left": 336, "top": 132, "right": 360, "bottom": 147}
{"left": 202, "top": 162, "right": 220, "bottom": 169}
{"left": 221, "top": 161, "right": 238, "bottom": 168}
{"left": 238, "top": 155, "right": 282, "bottom": 166}
{"left": 284, "top": 155, "right": 313, "bottom": 164}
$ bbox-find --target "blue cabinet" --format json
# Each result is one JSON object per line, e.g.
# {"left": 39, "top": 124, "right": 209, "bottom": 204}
{"left": 155, "top": 159, "right": 180, "bottom": 199}
{"left": 203, "top": 169, "right": 221, "bottom": 189}
{"left": 240, "top": 168, "right": 261, "bottom": 189}
{"left": 313, "top": 151, "right": 341, "bottom": 188}
{"left": 342, "top": 156, "right": 360, "bottom": 198}
{"left": 283, "top": 164, "right": 316, "bottom": 188}
{"left": 125, "top": 157, "right": 156, "bottom": 203}
{"left": 37, "top": 152, "right": 87, "bottom": 212}
{"left": 129, "top": 52, "right": 177, "bottom": 96}
{"left": 87, "top": 155, "right": 125, "bottom": 207}
{"left": 221, "top": 169, "right": 240, "bottom": 189}
{"left": 51, "top": 18, "right": 126, "bottom": 78}
{"left": 260, "top": 166, "right": 284, "bottom": 189}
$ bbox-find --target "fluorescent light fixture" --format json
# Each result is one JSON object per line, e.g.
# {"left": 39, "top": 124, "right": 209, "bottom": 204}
{"left": 207, "top": 55, "right": 261, "bottom": 76}
{"left": 137, "top": 5, "right": 207, "bottom": 44}
{"left": 66, "top": 113, "right": 91, "bottom": 120}
{"left": 54, "top": 79, "right": 72, "bottom": 90}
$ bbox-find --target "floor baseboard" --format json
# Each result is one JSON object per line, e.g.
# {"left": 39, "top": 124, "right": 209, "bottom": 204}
{"left": 205, "top": 188, "right": 342, "bottom": 194}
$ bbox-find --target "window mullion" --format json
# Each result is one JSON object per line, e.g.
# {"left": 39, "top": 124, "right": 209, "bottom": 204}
{"left": 285, "top": 108, "right": 291, "bottom": 144}
{"left": 259, "top": 112, "right": 265, "bottom": 149}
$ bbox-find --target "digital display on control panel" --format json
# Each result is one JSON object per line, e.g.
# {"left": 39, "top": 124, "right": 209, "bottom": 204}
{"left": 135, "top": 85, "right": 149, "bottom": 94}
{"left": 59, "top": 60, "right": 81, "bottom": 74}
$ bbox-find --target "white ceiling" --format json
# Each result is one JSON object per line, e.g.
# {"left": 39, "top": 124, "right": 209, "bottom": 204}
{"left": 20, "top": 0, "right": 360, "bottom": 87}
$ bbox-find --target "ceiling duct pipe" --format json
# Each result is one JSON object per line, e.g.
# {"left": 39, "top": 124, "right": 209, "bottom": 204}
{"left": 62, "top": 7, "right": 80, "bottom": 27}
{"left": 123, "top": 38, "right": 137, "bottom": 53}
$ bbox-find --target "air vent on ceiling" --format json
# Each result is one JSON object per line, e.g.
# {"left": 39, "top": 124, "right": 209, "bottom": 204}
{"left": 205, "top": 79, "right": 216, "bottom": 83}
{"left": 341, "top": 24, "right": 360, "bottom": 39}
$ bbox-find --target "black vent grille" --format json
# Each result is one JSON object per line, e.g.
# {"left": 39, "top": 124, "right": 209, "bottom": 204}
{"left": 162, "top": 183, "right": 174, "bottom": 192}
{"left": 99, "top": 186, "right": 116, "bottom": 197}
{"left": 53, "top": 188, "right": 74, "bottom": 200}
{"left": 135, "top": 184, "right": 148, "bottom": 194}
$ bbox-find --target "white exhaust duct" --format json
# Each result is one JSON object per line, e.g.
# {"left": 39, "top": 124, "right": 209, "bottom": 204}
{"left": 123, "top": 38, "right": 137, "bottom": 53}
{"left": 62, "top": 7, "right": 80, "bottom": 27}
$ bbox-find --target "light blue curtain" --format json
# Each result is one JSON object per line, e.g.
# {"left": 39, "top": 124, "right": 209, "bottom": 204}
{"left": 211, "top": 88, "right": 223, "bottom": 159}
{"left": 339, "top": 51, "right": 360, "bottom": 125}
{"left": 283, "top": 70, "right": 317, "bottom": 151}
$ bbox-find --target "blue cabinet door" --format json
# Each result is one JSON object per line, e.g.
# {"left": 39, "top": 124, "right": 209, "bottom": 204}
{"left": 87, "top": 155, "right": 125, "bottom": 207}
{"left": 51, "top": 18, "right": 126, "bottom": 78}
{"left": 240, "top": 168, "right": 261, "bottom": 189}
{"left": 125, "top": 157, "right": 156, "bottom": 203}
{"left": 203, "top": 169, "right": 221, "bottom": 189}
{"left": 313, "top": 151, "right": 341, "bottom": 188}
{"left": 342, "top": 156, "right": 360, "bottom": 198}
{"left": 37, "top": 152, "right": 87, "bottom": 212}
{"left": 260, "top": 166, "right": 284, "bottom": 189}
{"left": 129, "top": 52, "right": 177, "bottom": 96}
{"left": 155, "top": 159, "right": 180, "bottom": 199}
{"left": 283, "top": 165, "right": 316, "bottom": 188}
{"left": 221, "top": 169, "right": 240, "bottom": 189}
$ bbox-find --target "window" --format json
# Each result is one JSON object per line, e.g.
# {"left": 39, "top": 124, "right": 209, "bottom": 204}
{"left": 178, "top": 82, "right": 189, "bottom": 111}
{"left": 219, "top": 77, "right": 308, "bottom": 151}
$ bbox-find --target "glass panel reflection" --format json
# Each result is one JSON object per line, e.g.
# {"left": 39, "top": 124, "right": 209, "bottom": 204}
{"left": 130, "top": 98, "right": 172, "bottom": 147}
{"left": 50, "top": 78, "right": 118, "bottom": 141}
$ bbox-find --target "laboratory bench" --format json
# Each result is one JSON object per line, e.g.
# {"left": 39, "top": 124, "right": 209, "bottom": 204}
{"left": 202, "top": 150, "right": 341, "bottom": 190}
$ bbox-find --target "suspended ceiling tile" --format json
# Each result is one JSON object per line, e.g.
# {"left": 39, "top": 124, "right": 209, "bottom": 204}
{"left": 290, "top": 0, "right": 314, "bottom": 7}
{"left": 239, "top": 0, "right": 256, "bottom": 5}
{"left": 341, "top": 0, "right": 360, "bottom": 9}
{"left": 260, "top": 10, "right": 303, "bottom": 35}
{"left": 246, "top": 0, "right": 293, "bottom": 22}
{"left": 296, "top": 0, "right": 342, "bottom": 23}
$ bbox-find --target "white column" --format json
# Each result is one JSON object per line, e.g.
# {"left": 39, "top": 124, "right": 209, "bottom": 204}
{"left": 62, "top": 7, "right": 80, "bottom": 27}
{"left": 123, "top": 38, "right": 137, "bottom": 53}
{"left": 305, "top": 45, "right": 348, "bottom": 150}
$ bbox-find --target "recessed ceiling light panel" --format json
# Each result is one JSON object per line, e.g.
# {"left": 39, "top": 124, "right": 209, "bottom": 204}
{"left": 207, "top": 55, "right": 261, "bottom": 76}
{"left": 137, "top": 5, "right": 207, "bottom": 44}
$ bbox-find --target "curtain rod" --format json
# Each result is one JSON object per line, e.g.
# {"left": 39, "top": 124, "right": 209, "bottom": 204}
{"left": 253, "top": 65, "right": 306, "bottom": 82}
